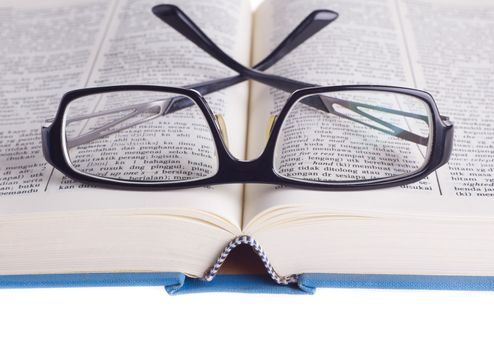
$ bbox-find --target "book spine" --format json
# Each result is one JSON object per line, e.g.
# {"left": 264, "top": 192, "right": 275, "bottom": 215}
{"left": 203, "top": 235, "right": 298, "bottom": 285}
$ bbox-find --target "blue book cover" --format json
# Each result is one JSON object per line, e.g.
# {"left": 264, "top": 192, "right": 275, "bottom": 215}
{"left": 2, "top": 271, "right": 494, "bottom": 295}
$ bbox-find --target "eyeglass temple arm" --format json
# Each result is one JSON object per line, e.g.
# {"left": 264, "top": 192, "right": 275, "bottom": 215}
{"left": 322, "top": 99, "right": 429, "bottom": 146}
{"left": 65, "top": 9, "right": 337, "bottom": 148}
{"left": 154, "top": 4, "right": 429, "bottom": 146}
{"left": 153, "top": 4, "right": 315, "bottom": 92}
{"left": 65, "top": 99, "right": 173, "bottom": 149}
{"left": 182, "top": 7, "right": 338, "bottom": 95}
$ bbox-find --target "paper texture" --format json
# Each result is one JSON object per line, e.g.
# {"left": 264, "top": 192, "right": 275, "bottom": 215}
{"left": 244, "top": 0, "right": 494, "bottom": 224}
{"left": 0, "top": 0, "right": 252, "bottom": 227}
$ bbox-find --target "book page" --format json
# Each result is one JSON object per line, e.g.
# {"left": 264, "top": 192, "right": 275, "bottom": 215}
{"left": 0, "top": 0, "right": 251, "bottom": 228}
{"left": 244, "top": 0, "right": 494, "bottom": 226}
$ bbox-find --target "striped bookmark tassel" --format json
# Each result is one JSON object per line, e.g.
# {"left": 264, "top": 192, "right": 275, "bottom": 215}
{"left": 202, "top": 235, "right": 298, "bottom": 285}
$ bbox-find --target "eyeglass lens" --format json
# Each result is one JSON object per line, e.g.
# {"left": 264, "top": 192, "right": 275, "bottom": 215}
{"left": 63, "top": 90, "right": 219, "bottom": 183}
{"left": 273, "top": 90, "right": 432, "bottom": 182}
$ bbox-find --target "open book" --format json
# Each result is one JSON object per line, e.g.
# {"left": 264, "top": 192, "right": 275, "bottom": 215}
{"left": 1, "top": 0, "right": 493, "bottom": 292}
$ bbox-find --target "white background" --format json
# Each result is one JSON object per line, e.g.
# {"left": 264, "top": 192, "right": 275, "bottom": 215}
{"left": 2, "top": 1, "right": 494, "bottom": 348}
{"left": 1, "top": 286, "right": 494, "bottom": 349}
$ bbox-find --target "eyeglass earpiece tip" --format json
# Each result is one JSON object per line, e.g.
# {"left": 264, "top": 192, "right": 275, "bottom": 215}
{"left": 312, "top": 9, "right": 339, "bottom": 22}
{"left": 151, "top": 4, "right": 179, "bottom": 17}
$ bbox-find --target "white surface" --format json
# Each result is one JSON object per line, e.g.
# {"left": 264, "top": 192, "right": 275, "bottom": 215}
{"left": 1, "top": 286, "right": 494, "bottom": 349}
{"left": 251, "top": 0, "right": 262, "bottom": 9}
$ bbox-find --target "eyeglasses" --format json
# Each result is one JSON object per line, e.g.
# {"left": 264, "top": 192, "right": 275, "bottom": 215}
{"left": 41, "top": 5, "right": 454, "bottom": 191}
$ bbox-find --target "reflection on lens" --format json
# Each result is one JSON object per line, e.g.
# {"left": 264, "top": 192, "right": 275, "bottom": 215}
{"left": 273, "top": 90, "right": 432, "bottom": 182}
{"left": 64, "top": 90, "right": 219, "bottom": 182}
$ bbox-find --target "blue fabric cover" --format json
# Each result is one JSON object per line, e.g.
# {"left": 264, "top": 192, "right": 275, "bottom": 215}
{"left": 171, "top": 274, "right": 308, "bottom": 295}
{"left": 2, "top": 272, "right": 494, "bottom": 294}
{"left": 0, "top": 272, "right": 185, "bottom": 291}
{"left": 0, "top": 272, "right": 307, "bottom": 295}
{"left": 297, "top": 273, "right": 494, "bottom": 293}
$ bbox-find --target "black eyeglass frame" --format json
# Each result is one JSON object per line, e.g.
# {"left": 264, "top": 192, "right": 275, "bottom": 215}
{"left": 42, "top": 84, "right": 453, "bottom": 191}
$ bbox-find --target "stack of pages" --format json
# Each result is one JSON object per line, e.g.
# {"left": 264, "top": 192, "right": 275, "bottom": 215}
{"left": 0, "top": 0, "right": 493, "bottom": 293}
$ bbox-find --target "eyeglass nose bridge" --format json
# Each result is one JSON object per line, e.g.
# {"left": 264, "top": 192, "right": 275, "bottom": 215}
{"left": 212, "top": 112, "right": 277, "bottom": 158}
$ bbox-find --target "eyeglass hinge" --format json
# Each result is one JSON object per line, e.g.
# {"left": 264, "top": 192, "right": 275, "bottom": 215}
{"left": 42, "top": 118, "right": 55, "bottom": 128}
{"left": 440, "top": 115, "right": 453, "bottom": 127}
